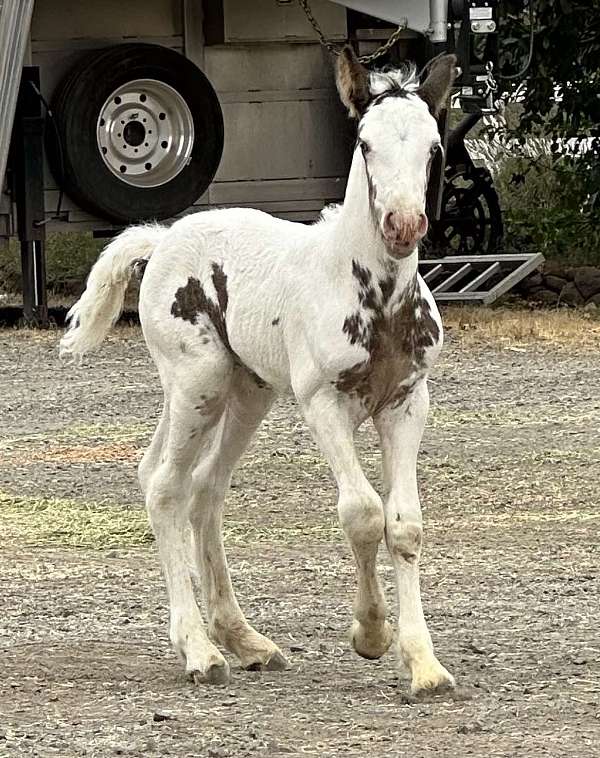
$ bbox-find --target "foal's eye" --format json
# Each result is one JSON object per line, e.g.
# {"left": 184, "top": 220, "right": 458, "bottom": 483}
{"left": 358, "top": 140, "right": 370, "bottom": 156}
{"left": 430, "top": 144, "right": 440, "bottom": 157}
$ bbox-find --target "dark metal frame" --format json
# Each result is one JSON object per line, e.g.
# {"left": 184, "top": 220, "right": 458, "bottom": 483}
{"left": 10, "top": 67, "right": 48, "bottom": 326}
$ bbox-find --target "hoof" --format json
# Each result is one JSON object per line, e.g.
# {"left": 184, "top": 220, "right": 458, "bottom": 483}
{"left": 190, "top": 661, "right": 230, "bottom": 686}
{"left": 351, "top": 620, "right": 394, "bottom": 660}
{"left": 403, "top": 683, "right": 473, "bottom": 704}
{"left": 410, "top": 661, "right": 456, "bottom": 697}
{"left": 244, "top": 650, "right": 289, "bottom": 672}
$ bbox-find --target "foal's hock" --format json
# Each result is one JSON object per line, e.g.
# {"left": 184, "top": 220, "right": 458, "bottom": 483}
{"left": 61, "top": 50, "right": 458, "bottom": 696}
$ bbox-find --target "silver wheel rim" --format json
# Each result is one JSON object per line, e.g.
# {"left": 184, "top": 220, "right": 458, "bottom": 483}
{"left": 96, "top": 78, "right": 195, "bottom": 188}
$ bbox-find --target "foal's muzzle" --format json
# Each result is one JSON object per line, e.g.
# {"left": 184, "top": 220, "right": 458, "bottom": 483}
{"left": 382, "top": 211, "right": 428, "bottom": 257}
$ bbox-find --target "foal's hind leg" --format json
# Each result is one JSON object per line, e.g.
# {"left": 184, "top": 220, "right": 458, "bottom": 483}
{"left": 189, "top": 372, "right": 288, "bottom": 671}
{"left": 143, "top": 353, "right": 232, "bottom": 685}
{"left": 138, "top": 400, "right": 169, "bottom": 496}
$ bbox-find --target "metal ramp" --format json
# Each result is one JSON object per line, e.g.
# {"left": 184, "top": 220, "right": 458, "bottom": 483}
{"left": 419, "top": 253, "right": 544, "bottom": 305}
{"left": 0, "top": 0, "right": 35, "bottom": 190}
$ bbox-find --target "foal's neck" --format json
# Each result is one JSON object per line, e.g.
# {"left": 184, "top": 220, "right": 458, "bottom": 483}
{"left": 332, "top": 150, "right": 418, "bottom": 289}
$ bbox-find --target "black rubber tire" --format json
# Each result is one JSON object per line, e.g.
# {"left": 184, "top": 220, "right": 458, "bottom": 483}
{"left": 426, "top": 164, "right": 504, "bottom": 256}
{"left": 47, "top": 44, "right": 224, "bottom": 224}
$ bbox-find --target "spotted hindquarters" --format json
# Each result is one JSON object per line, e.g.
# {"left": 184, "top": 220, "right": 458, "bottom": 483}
{"left": 170, "top": 263, "right": 269, "bottom": 390}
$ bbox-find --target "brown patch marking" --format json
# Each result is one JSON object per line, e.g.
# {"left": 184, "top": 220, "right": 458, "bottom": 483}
{"left": 336, "top": 263, "right": 440, "bottom": 415}
{"left": 171, "top": 265, "right": 269, "bottom": 390}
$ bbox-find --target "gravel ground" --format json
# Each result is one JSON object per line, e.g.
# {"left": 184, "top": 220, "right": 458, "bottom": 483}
{"left": 0, "top": 324, "right": 598, "bottom": 758}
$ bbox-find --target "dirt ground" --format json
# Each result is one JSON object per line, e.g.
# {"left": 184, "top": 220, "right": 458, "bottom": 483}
{"left": 0, "top": 316, "right": 598, "bottom": 758}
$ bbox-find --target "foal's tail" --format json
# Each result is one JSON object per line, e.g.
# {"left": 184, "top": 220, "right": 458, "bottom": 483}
{"left": 59, "top": 223, "right": 168, "bottom": 360}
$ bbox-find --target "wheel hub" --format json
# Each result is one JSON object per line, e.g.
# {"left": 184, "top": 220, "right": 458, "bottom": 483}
{"left": 96, "top": 78, "right": 194, "bottom": 188}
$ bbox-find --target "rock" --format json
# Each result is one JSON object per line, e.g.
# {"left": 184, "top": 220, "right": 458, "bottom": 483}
{"left": 584, "top": 301, "right": 597, "bottom": 312}
{"left": 519, "top": 271, "right": 544, "bottom": 292}
{"left": 543, "top": 260, "right": 570, "bottom": 279}
{"left": 152, "top": 711, "right": 176, "bottom": 722}
{"left": 531, "top": 289, "right": 559, "bottom": 305}
{"left": 559, "top": 282, "right": 585, "bottom": 306}
{"left": 457, "top": 721, "right": 485, "bottom": 734}
{"left": 467, "top": 640, "right": 487, "bottom": 654}
{"left": 573, "top": 266, "right": 600, "bottom": 300}
{"left": 544, "top": 275, "right": 568, "bottom": 293}
{"left": 587, "top": 292, "right": 600, "bottom": 306}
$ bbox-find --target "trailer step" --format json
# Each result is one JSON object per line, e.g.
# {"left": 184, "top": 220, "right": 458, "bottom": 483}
{"left": 0, "top": 0, "right": 35, "bottom": 192}
{"left": 419, "top": 253, "right": 544, "bottom": 305}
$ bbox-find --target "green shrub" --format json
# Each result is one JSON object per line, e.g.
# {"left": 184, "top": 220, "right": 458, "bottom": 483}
{"left": 494, "top": 152, "right": 600, "bottom": 265}
{"left": 0, "top": 232, "right": 103, "bottom": 295}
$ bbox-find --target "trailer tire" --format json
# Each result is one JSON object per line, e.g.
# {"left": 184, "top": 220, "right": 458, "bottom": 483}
{"left": 47, "top": 44, "right": 223, "bottom": 224}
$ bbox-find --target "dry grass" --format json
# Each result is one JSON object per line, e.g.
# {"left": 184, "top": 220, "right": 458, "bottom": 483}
{"left": 3, "top": 306, "right": 600, "bottom": 349}
{"left": 0, "top": 442, "right": 142, "bottom": 465}
{"left": 442, "top": 305, "right": 600, "bottom": 348}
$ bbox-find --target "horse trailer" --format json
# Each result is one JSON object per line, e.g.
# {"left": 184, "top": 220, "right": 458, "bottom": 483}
{"left": 0, "top": 0, "right": 541, "bottom": 324}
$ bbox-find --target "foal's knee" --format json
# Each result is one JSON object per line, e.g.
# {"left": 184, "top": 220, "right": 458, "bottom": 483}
{"left": 386, "top": 519, "right": 423, "bottom": 564}
{"left": 338, "top": 487, "right": 385, "bottom": 546}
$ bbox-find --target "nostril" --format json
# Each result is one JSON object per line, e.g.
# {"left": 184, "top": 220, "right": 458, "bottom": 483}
{"left": 417, "top": 213, "right": 428, "bottom": 236}
{"left": 383, "top": 211, "right": 396, "bottom": 236}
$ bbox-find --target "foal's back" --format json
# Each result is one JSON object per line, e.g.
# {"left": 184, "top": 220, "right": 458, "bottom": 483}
{"left": 138, "top": 206, "right": 320, "bottom": 394}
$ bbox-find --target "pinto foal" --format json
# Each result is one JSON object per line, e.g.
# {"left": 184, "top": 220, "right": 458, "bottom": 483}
{"left": 61, "top": 49, "right": 458, "bottom": 695}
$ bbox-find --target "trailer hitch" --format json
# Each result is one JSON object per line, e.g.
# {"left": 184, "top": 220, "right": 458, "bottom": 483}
{"left": 449, "top": 0, "right": 499, "bottom": 114}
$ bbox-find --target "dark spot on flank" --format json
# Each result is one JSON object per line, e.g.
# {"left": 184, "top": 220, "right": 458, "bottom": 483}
{"left": 271, "top": 317, "right": 280, "bottom": 326}
{"left": 171, "top": 266, "right": 230, "bottom": 349}
{"left": 211, "top": 262, "right": 228, "bottom": 314}
{"left": 396, "top": 513, "right": 401, "bottom": 521}
{"left": 171, "top": 266, "right": 273, "bottom": 392}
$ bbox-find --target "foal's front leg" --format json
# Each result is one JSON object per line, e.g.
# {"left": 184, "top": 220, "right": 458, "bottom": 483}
{"left": 301, "top": 389, "right": 393, "bottom": 659}
{"left": 374, "top": 380, "right": 455, "bottom": 694}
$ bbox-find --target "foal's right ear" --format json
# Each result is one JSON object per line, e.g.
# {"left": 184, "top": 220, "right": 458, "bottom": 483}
{"left": 336, "top": 45, "right": 371, "bottom": 119}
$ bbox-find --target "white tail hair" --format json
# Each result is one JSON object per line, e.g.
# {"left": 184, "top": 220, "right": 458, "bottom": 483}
{"left": 59, "top": 223, "right": 168, "bottom": 360}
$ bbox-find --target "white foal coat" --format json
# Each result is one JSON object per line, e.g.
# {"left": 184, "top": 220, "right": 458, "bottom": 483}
{"left": 60, "top": 50, "right": 459, "bottom": 694}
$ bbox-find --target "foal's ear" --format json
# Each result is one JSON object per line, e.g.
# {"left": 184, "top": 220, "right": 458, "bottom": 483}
{"left": 336, "top": 45, "right": 371, "bottom": 119}
{"left": 417, "top": 54, "right": 459, "bottom": 117}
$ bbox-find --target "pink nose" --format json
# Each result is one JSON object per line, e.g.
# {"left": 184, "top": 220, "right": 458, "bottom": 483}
{"left": 383, "top": 212, "right": 428, "bottom": 248}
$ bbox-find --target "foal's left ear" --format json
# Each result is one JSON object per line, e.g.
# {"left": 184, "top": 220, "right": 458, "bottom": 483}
{"left": 336, "top": 45, "right": 371, "bottom": 119}
{"left": 417, "top": 54, "right": 459, "bottom": 118}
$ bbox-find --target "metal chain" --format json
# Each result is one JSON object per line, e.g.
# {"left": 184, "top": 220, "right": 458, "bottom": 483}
{"left": 297, "top": 0, "right": 407, "bottom": 64}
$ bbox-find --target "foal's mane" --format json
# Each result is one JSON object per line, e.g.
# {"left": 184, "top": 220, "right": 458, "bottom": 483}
{"left": 368, "top": 64, "right": 419, "bottom": 105}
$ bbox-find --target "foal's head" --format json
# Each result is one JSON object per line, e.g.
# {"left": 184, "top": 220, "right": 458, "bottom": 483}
{"left": 336, "top": 48, "right": 458, "bottom": 258}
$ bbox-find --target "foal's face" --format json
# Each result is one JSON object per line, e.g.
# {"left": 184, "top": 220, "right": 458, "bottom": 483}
{"left": 357, "top": 95, "right": 440, "bottom": 257}
{"left": 336, "top": 48, "right": 458, "bottom": 258}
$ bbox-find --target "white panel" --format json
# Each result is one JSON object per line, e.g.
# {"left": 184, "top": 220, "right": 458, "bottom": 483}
{"left": 216, "top": 100, "right": 352, "bottom": 181}
{"left": 223, "top": 0, "right": 346, "bottom": 43}
{"left": 31, "top": 0, "right": 182, "bottom": 41}
{"left": 208, "top": 177, "right": 346, "bottom": 204}
{"left": 204, "top": 44, "right": 335, "bottom": 92}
